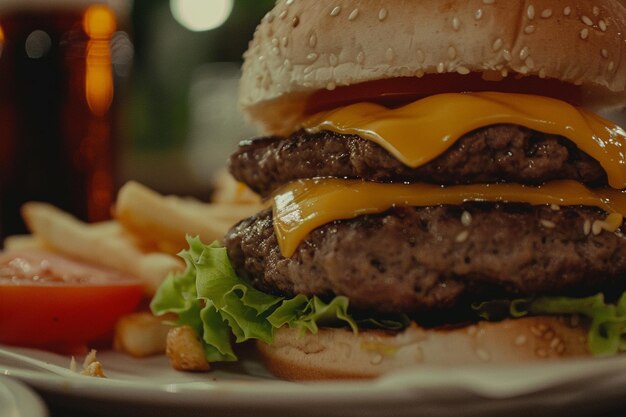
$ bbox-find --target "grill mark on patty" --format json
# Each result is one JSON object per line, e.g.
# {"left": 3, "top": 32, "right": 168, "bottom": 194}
{"left": 229, "top": 125, "right": 607, "bottom": 197}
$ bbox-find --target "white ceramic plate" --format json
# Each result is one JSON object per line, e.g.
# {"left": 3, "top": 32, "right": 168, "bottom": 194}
{"left": 0, "top": 374, "right": 48, "bottom": 417}
{"left": 2, "top": 344, "right": 626, "bottom": 417}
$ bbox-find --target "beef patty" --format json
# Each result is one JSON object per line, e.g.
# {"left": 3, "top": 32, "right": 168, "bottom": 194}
{"left": 224, "top": 205, "right": 626, "bottom": 314}
{"left": 229, "top": 125, "right": 606, "bottom": 196}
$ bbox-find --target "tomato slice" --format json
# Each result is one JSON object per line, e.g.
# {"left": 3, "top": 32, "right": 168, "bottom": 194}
{"left": 305, "top": 73, "right": 583, "bottom": 114}
{"left": 0, "top": 249, "right": 144, "bottom": 351}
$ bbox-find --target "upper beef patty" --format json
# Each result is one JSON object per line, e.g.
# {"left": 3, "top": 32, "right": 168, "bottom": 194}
{"left": 229, "top": 125, "right": 606, "bottom": 196}
{"left": 224, "top": 205, "right": 626, "bottom": 314}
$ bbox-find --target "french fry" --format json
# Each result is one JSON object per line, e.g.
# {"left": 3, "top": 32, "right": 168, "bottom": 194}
{"left": 3, "top": 234, "right": 48, "bottom": 251}
{"left": 115, "top": 181, "right": 264, "bottom": 254}
{"left": 21, "top": 202, "right": 183, "bottom": 294}
{"left": 113, "top": 312, "right": 172, "bottom": 357}
{"left": 211, "top": 170, "right": 262, "bottom": 205}
{"left": 166, "top": 326, "right": 210, "bottom": 372}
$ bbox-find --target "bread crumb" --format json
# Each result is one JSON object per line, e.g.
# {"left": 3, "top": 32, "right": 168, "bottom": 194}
{"left": 69, "top": 349, "right": 106, "bottom": 378}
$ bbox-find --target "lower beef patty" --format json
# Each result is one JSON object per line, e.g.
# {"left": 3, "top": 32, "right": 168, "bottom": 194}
{"left": 224, "top": 205, "right": 626, "bottom": 314}
{"left": 229, "top": 125, "right": 606, "bottom": 197}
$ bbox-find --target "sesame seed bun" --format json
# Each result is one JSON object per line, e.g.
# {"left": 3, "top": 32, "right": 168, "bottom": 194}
{"left": 240, "top": 0, "right": 626, "bottom": 135}
{"left": 256, "top": 317, "right": 589, "bottom": 380}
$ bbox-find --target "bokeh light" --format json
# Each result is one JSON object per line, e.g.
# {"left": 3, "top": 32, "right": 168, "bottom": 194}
{"left": 170, "top": 0, "right": 234, "bottom": 32}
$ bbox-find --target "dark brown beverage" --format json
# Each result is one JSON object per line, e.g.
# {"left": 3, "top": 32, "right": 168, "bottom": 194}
{"left": 0, "top": 3, "right": 116, "bottom": 240}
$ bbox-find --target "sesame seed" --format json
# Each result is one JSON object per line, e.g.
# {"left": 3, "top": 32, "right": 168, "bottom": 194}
{"left": 329, "top": 53, "right": 338, "bottom": 66}
{"left": 555, "top": 343, "right": 566, "bottom": 354}
{"left": 550, "top": 204, "right": 561, "bottom": 211}
{"left": 525, "top": 57, "right": 535, "bottom": 69}
{"left": 475, "top": 8, "right": 484, "bottom": 20}
{"left": 348, "top": 8, "right": 359, "bottom": 21}
{"left": 538, "top": 324, "right": 549, "bottom": 332}
{"left": 530, "top": 325, "right": 544, "bottom": 337}
{"left": 539, "top": 68, "right": 547, "bottom": 78}
{"left": 475, "top": 348, "right": 491, "bottom": 362}
{"left": 599, "top": 19, "right": 607, "bottom": 32}
{"left": 550, "top": 337, "right": 562, "bottom": 349}
{"left": 309, "top": 33, "right": 317, "bottom": 48}
{"left": 279, "top": 10, "right": 288, "bottom": 19}
{"left": 602, "top": 49, "right": 609, "bottom": 59}
{"left": 580, "top": 28, "right": 589, "bottom": 40}
{"left": 520, "top": 46, "right": 530, "bottom": 60}
{"left": 378, "top": 8, "right": 388, "bottom": 21}
{"left": 461, "top": 211, "right": 472, "bottom": 226}
{"left": 448, "top": 46, "right": 457, "bottom": 59}
{"left": 608, "top": 61, "right": 615, "bottom": 72}
{"left": 291, "top": 16, "right": 299, "bottom": 27}
{"left": 467, "top": 325, "right": 478, "bottom": 336}
{"left": 265, "top": 12, "right": 275, "bottom": 23}
{"left": 535, "top": 348, "right": 549, "bottom": 358}
{"left": 514, "top": 334, "right": 527, "bottom": 346}
{"left": 330, "top": 6, "right": 341, "bottom": 16}
{"left": 271, "top": 37, "right": 279, "bottom": 47}
{"left": 520, "top": 66, "right": 529, "bottom": 74}
{"left": 583, "top": 219, "right": 591, "bottom": 235}
{"left": 286, "top": 0, "right": 294, "bottom": 5}
{"left": 593, "top": 6, "right": 600, "bottom": 16}
{"left": 356, "top": 51, "right": 364, "bottom": 64}
{"left": 271, "top": 46, "right": 279, "bottom": 56}
{"left": 307, "top": 52, "right": 318, "bottom": 62}
{"left": 452, "top": 17, "right": 461, "bottom": 31}
{"left": 370, "top": 353, "right": 383, "bottom": 365}
{"left": 540, "top": 219, "right": 555, "bottom": 229}
{"left": 283, "top": 59, "right": 291, "bottom": 70}
{"left": 503, "top": 49, "right": 512, "bottom": 61}
{"left": 437, "top": 62, "right": 445, "bottom": 73}
{"left": 386, "top": 47, "right": 394, "bottom": 62}
{"left": 501, "top": 68, "right": 508, "bottom": 77}
{"left": 524, "top": 25, "right": 536, "bottom": 34}
{"left": 581, "top": 16, "right": 594, "bottom": 26}
{"left": 492, "top": 38, "right": 504, "bottom": 51}
{"left": 483, "top": 0, "right": 495, "bottom": 4}
{"left": 527, "top": 5, "right": 535, "bottom": 19}
{"left": 564, "top": 6, "right": 571, "bottom": 16}
{"left": 456, "top": 230, "right": 469, "bottom": 243}
{"left": 416, "top": 49, "right": 425, "bottom": 63}
{"left": 281, "top": 37, "right": 288, "bottom": 47}
{"left": 541, "top": 8, "right": 553, "bottom": 18}
{"left": 543, "top": 330, "right": 555, "bottom": 341}
{"left": 592, "top": 220, "right": 604, "bottom": 235}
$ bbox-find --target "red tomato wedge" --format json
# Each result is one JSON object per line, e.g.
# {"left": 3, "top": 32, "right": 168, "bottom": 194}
{"left": 0, "top": 249, "right": 144, "bottom": 351}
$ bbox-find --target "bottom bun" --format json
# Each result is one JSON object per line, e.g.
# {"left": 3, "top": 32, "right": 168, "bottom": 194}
{"left": 256, "top": 317, "right": 589, "bottom": 380}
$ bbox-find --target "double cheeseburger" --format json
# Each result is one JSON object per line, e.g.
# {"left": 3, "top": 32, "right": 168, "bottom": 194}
{"left": 154, "top": 0, "right": 626, "bottom": 380}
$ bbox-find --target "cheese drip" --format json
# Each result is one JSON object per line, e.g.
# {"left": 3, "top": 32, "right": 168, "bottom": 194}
{"left": 304, "top": 92, "right": 626, "bottom": 189}
{"left": 273, "top": 179, "right": 626, "bottom": 257}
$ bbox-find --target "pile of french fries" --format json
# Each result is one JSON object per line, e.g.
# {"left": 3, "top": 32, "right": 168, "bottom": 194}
{"left": 4, "top": 172, "right": 263, "bottom": 371}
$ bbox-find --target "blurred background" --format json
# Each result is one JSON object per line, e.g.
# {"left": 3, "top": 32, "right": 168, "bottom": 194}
{"left": 122, "top": 0, "right": 274, "bottom": 196}
{"left": 0, "top": 0, "right": 274, "bottom": 239}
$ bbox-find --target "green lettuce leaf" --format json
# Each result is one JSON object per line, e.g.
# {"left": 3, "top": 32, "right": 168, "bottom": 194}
{"left": 472, "top": 294, "right": 626, "bottom": 356}
{"left": 150, "top": 236, "right": 406, "bottom": 362}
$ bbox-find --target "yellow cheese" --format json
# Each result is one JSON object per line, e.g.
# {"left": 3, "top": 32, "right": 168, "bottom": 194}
{"left": 273, "top": 179, "right": 626, "bottom": 257}
{"left": 304, "top": 92, "right": 626, "bottom": 189}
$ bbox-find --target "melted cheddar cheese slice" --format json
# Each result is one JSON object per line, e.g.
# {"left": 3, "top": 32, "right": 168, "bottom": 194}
{"left": 273, "top": 179, "right": 626, "bottom": 257}
{"left": 304, "top": 92, "right": 626, "bottom": 189}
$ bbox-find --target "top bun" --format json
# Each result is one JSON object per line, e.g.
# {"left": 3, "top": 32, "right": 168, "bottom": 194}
{"left": 240, "top": 0, "right": 626, "bottom": 134}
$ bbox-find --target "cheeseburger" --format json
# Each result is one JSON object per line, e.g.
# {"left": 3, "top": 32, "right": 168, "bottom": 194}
{"left": 152, "top": 0, "right": 626, "bottom": 380}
